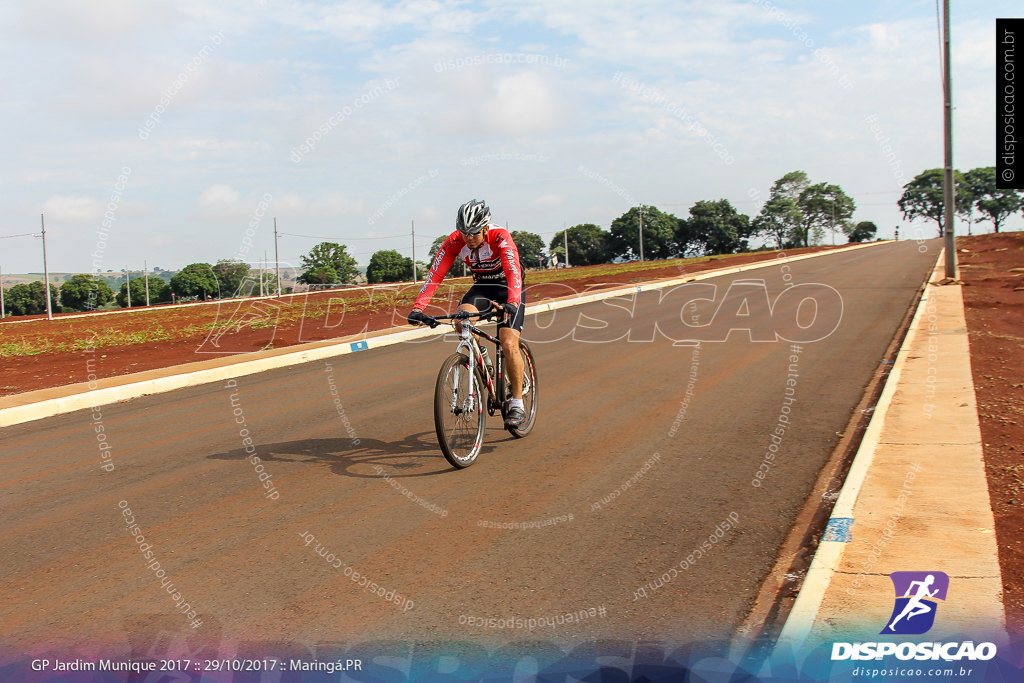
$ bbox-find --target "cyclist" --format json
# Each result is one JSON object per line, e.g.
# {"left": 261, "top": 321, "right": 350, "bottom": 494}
{"left": 408, "top": 199, "right": 527, "bottom": 428}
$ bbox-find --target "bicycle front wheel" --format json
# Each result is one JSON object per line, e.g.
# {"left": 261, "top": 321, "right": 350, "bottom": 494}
{"left": 434, "top": 353, "right": 487, "bottom": 468}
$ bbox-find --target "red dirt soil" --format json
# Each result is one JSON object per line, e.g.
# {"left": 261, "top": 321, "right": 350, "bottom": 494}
{"left": 958, "top": 231, "right": 1024, "bottom": 635}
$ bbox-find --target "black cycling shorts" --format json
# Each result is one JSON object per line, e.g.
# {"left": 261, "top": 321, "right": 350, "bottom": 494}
{"left": 460, "top": 282, "right": 525, "bottom": 333}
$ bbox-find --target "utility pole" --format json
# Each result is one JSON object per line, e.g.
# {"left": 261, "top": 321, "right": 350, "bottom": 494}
{"left": 411, "top": 219, "right": 417, "bottom": 284}
{"left": 942, "top": 0, "right": 957, "bottom": 278}
{"left": 563, "top": 222, "right": 569, "bottom": 268}
{"left": 260, "top": 250, "right": 267, "bottom": 297}
{"left": 274, "top": 217, "right": 282, "bottom": 296}
{"left": 831, "top": 201, "right": 836, "bottom": 246}
{"left": 638, "top": 205, "right": 645, "bottom": 262}
{"left": 41, "top": 214, "right": 53, "bottom": 320}
{"left": 126, "top": 266, "right": 132, "bottom": 309}
{"left": 0, "top": 262, "right": 5, "bottom": 319}
{"left": 144, "top": 259, "right": 150, "bottom": 306}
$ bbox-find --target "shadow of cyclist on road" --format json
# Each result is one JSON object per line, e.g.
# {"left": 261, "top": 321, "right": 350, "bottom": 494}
{"left": 206, "top": 431, "right": 503, "bottom": 478}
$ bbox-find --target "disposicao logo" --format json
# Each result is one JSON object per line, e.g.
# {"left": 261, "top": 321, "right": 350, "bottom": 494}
{"left": 831, "top": 569, "right": 997, "bottom": 663}
{"left": 881, "top": 571, "right": 949, "bottom": 635}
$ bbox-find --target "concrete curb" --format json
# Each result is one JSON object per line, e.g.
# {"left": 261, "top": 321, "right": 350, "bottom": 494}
{"left": 775, "top": 248, "right": 1006, "bottom": 651}
{"left": 0, "top": 241, "right": 887, "bottom": 428}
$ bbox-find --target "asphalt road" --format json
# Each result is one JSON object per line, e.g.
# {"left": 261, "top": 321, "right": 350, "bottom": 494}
{"left": 0, "top": 241, "right": 940, "bottom": 662}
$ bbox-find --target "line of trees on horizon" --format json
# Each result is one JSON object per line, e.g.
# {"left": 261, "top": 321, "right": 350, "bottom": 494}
{"left": 3, "top": 166, "right": 1019, "bottom": 317}
{"left": 2, "top": 260, "right": 273, "bottom": 316}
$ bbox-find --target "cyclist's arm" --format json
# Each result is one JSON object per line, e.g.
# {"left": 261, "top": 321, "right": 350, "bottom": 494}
{"left": 413, "top": 233, "right": 462, "bottom": 310}
{"left": 493, "top": 229, "right": 523, "bottom": 303}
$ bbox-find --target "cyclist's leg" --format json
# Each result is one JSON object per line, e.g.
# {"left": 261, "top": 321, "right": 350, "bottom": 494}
{"left": 498, "top": 292, "right": 526, "bottom": 400}
{"left": 500, "top": 328, "right": 524, "bottom": 400}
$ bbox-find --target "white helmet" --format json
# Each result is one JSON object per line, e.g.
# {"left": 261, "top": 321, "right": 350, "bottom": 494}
{"left": 456, "top": 199, "right": 491, "bottom": 235}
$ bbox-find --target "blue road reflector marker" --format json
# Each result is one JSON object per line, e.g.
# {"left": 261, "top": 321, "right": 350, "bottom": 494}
{"left": 823, "top": 518, "right": 856, "bottom": 544}
{"left": 822, "top": 517, "right": 854, "bottom": 542}
{"left": 350, "top": 341, "right": 368, "bottom": 352}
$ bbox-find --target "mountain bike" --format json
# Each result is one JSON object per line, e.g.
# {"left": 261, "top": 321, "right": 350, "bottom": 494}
{"left": 419, "top": 309, "right": 538, "bottom": 468}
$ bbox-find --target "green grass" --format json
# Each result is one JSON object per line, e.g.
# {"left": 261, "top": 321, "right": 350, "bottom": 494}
{"left": 0, "top": 339, "right": 56, "bottom": 357}
{"left": 0, "top": 327, "right": 178, "bottom": 358}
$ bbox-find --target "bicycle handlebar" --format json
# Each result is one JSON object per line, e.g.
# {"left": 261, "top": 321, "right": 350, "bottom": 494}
{"left": 428, "top": 309, "right": 501, "bottom": 324}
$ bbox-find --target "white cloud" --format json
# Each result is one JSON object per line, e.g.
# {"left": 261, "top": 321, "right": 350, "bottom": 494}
{"left": 160, "top": 138, "right": 273, "bottom": 162}
{"left": 419, "top": 206, "right": 442, "bottom": 222}
{"left": 6, "top": 0, "right": 179, "bottom": 46}
{"left": 266, "top": 0, "right": 486, "bottom": 44}
{"left": 865, "top": 23, "right": 901, "bottom": 51}
{"left": 3, "top": 1, "right": 1022, "bottom": 272}
{"left": 273, "top": 192, "right": 367, "bottom": 220}
{"left": 533, "top": 193, "right": 563, "bottom": 206}
{"left": 196, "top": 185, "right": 243, "bottom": 218}
{"left": 479, "top": 73, "right": 563, "bottom": 135}
{"left": 41, "top": 195, "right": 103, "bottom": 223}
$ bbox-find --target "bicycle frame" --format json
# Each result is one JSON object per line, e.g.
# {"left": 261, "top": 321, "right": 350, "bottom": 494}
{"left": 445, "top": 312, "right": 507, "bottom": 415}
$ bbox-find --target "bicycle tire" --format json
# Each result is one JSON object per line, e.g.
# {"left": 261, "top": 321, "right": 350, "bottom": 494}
{"left": 503, "top": 339, "right": 538, "bottom": 438}
{"left": 434, "top": 352, "right": 487, "bottom": 468}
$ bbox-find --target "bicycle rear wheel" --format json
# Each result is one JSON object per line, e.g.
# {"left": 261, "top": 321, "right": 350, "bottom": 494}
{"left": 503, "top": 340, "right": 538, "bottom": 438}
{"left": 434, "top": 352, "right": 487, "bottom": 468}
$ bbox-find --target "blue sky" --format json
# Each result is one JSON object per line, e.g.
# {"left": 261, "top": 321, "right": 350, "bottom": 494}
{"left": 0, "top": 0, "right": 1017, "bottom": 273}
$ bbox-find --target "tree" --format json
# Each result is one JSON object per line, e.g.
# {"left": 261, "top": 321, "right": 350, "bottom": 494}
{"left": 898, "top": 168, "right": 969, "bottom": 237}
{"left": 796, "top": 183, "right": 856, "bottom": 247}
{"left": 771, "top": 170, "right": 810, "bottom": 202}
{"left": 366, "top": 250, "right": 414, "bottom": 283}
{"left": 170, "top": 263, "right": 219, "bottom": 300}
{"left": 212, "top": 259, "right": 251, "bottom": 297}
{"left": 609, "top": 206, "right": 679, "bottom": 260}
{"left": 6, "top": 281, "right": 57, "bottom": 316}
{"left": 116, "top": 276, "right": 169, "bottom": 307}
{"left": 550, "top": 224, "right": 613, "bottom": 266}
{"left": 59, "top": 274, "right": 114, "bottom": 312}
{"left": 965, "top": 166, "right": 1022, "bottom": 234}
{"left": 6, "top": 284, "right": 34, "bottom": 316}
{"left": 298, "top": 242, "right": 358, "bottom": 285}
{"left": 510, "top": 231, "right": 546, "bottom": 269}
{"left": 752, "top": 196, "right": 802, "bottom": 249}
{"left": 300, "top": 266, "right": 337, "bottom": 285}
{"left": 847, "top": 221, "right": 878, "bottom": 243}
{"left": 751, "top": 172, "right": 810, "bottom": 249}
{"left": 957, "top": 171, "right": 978, "bottom": 235}
{"left": 680, "top": 199, "right": 752, "bottom": 255}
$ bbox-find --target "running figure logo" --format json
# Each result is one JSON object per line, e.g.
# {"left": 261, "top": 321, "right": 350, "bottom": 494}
{"left": 881, "top": 571, "right": 950, "bottom": 635}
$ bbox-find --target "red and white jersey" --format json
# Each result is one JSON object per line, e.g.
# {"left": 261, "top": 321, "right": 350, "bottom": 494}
{"left": 414, "top": 225, "right": 522, "bottom": 309}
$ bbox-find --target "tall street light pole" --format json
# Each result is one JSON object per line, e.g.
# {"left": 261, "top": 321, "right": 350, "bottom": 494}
{"left": 942, "top": 0, "right": 957, "bottom": 278}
